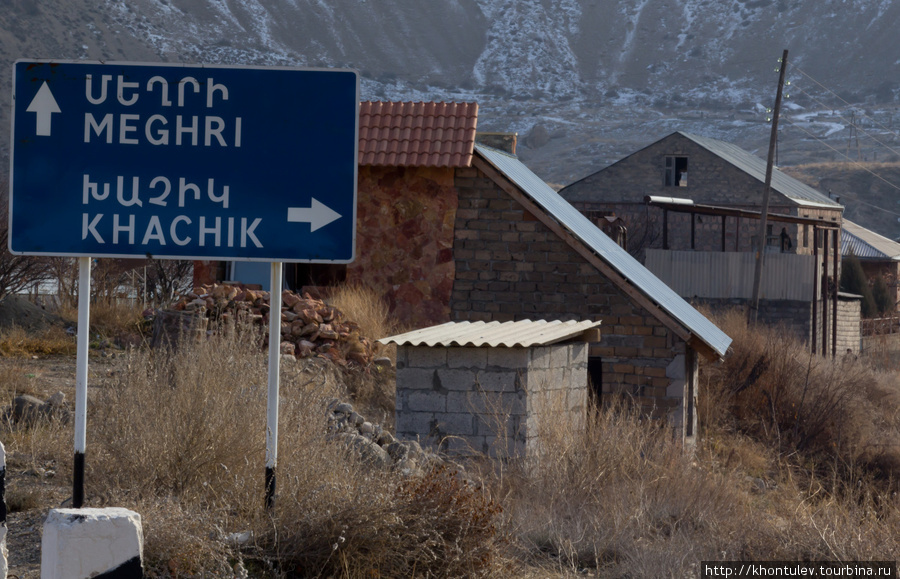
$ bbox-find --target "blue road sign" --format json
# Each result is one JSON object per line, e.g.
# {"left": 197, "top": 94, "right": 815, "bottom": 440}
{"left": 10, "top": 60, "right": 359, "bottom": 262}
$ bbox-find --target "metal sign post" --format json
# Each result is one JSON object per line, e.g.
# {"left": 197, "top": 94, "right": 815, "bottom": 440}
{"left": 10, "top": 60, "right": 358, "bottom": 509}
{"left": 265, "top": 262, "right": 283, "bottom": 510}
{"left": 73, "top": 257, "right": 91, "bottom": 507}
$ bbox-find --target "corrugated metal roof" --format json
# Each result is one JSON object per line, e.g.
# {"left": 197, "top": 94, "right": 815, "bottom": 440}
{"left": 379, "top": 319, "right": 602, "bottom": 348}
{"left": 475, "top": 144, "right": 732, "bottom": 358}
{"left": 680, "top": 132, "right": 842, "bottom": 209}
{"left": 358, "top": 101, "right": 478, "bottom": 167}
{"left": 842, "top": 219, "right": 900, "bottom": 260}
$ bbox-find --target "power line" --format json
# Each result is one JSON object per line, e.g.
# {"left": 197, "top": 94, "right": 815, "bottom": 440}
{"left": 786, "top": 82, "right": 900, "bottom": 160}
{"left": 790, "top": 64, "right": 900, "bottom": 140}
{"left": 782, "top": 117, "right": 900, "bottom": 217}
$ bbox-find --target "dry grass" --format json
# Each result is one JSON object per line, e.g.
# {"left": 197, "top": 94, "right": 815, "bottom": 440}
{"left": 56, "top": 300, "right": 148, "bottom": 347}
{"left": 499, "top": 400, "right": 756, "bottom": 576}
{"left": 74, "top": 327, "right": 502, "bottom": 577}
{"left": 0, "top": 360, "right": 41, "bottom": 398}
{"left": 701, "top": 309, "right": 900, "bottom": 488}
{"left": 0, "top": 325, "right": 76, "bottom": 357}
{"left": 7, "top": 292, "right": 900, "bottom": 576}
{"left": 327, "top": 283, "right": 400, "bottom": 422}
{"left": 328, "top": 284, "right": 399, "bottom": 344}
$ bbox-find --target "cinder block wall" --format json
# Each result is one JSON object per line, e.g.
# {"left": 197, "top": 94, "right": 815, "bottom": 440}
{"left": 452, "top": 165, "right": 693, "bottom": 442}
{"left": 836, "top": 297, "right": 861, "bottom": 355}
{"left": 394, "top": 343, "right": 587, "bottom": 457}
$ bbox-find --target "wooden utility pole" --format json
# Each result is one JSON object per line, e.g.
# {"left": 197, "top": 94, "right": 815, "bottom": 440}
{"left": 749, "top": 49, "right": 789, "bottom": 324}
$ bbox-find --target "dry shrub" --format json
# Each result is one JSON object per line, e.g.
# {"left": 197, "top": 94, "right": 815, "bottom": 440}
{"left": 328, "top": 283, "right": 398, "bottom": 420}
{"left": 0, "top": 360, "right": 40, "bottom": 397}
{"left": 701, "top": 308, "right": 900, "bottom": 487}
{"left": 82, "top": 326, "right": 500, "bottom": 577}
{"left": 327, "top": 284, "right": 398, "bottom": 343}
{"left": 57, "top": 300, "right": 147, "bottom": 346}
{"left": 90, "top": 329, "right": 268, "bottom": 499}
{"left": 0, "top": 325, "right": 76, "bottom": 357}
{"left": 260, "top": 461, "right": 503, "bottom": 578}
{"left": 502, "top": 399, "right": 756, "bottom": 576}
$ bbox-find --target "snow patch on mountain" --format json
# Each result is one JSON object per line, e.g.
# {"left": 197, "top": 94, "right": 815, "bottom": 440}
{"left": 471, "top": 0, "right": 582, "bottom": 97}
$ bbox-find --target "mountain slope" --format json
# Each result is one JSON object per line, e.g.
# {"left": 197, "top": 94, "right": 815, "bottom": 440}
{"left": 2, "top": 0, "right": 900, "bottom": 197}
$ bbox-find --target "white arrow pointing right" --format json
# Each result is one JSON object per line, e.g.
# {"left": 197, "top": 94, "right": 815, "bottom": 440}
{"left": 287, "top": 198, "right": 342, "bottom": 232}
{"left": 26, "top": 82, "right": 61, "bottom": 136}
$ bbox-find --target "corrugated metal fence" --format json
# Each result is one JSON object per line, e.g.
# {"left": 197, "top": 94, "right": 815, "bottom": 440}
{"left": 645, "top": 249, "right": 815, "bottom": 301}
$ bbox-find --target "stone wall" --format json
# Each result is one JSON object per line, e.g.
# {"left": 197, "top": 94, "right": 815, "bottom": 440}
{"left": 190, "top": 165, "right": 459, "bottom": 330}
{"left": 394, "top": 343, "right": 587, "bottom": 458}
{"left": 451, "top": 165, "right": 694, "bottom": 443}
{"left": 350, "top": 165, "right": 458, "bottom": 328}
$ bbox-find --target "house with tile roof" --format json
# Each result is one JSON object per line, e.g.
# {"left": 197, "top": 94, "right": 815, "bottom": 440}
{"left": 196, "top": 101, "right": 478, "bottom": 327}
{"left": 195, "top": 104, "right": 733, "bottom": 444}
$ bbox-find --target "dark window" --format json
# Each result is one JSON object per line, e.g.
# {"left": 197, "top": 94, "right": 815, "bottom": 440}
{"left": 284, "top": 263, "right": 347, "bottom": 292}
{"left": 780, "top": 227, "right": 793, "bottom": 253}
{"left": 588, "top": 357, "right": 603, "bottom": 407}
{"left": 766, "top": 224, "right": 780, "bottom": 247}
{"left": 665, "top": 156, "right": 688, "bottom": 187}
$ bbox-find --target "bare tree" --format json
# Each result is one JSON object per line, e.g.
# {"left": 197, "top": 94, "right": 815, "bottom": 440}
{"left": 135, "top": 260, "right": 194, "bottom": 307}
{"left": 0, "top": 181, "right": 54, "bottom": 302}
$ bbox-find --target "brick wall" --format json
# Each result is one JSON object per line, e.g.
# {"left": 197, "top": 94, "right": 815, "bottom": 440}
{"left": 394, "top": 343, "right": 587, "bottom": 457}
{"left": 452, "top": 165, "right": 696, "bottom": 443}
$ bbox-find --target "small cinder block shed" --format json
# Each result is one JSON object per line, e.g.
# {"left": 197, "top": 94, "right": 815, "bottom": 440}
{"left": 380, "top": 318, "right": 602, "bottom": 458}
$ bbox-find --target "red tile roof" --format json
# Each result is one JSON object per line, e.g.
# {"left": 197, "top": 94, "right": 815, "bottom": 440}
{"left": 359, "top": 101, "right": 478, "bottom": 168}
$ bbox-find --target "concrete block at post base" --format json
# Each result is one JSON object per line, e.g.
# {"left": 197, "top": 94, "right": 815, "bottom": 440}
{"left": 41, "top": 507, "right": 143, "bottom": 579}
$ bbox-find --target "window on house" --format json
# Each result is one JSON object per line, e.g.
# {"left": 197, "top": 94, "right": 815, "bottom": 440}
{"left": 665, "top": 156, "right": 688, "bottom": 187}
{"left": 766, "top": 224, "right": 779, "bottom": 247}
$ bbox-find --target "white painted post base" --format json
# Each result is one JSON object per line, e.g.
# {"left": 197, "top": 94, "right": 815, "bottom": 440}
{"left": 0, "top": 525, "right": 7, "bottom": 579}
{"left": 41, "top": 508, "right": 143, "bottom": 579}
{"left": 1, "top": 439, "right": 7, "bottom": 579}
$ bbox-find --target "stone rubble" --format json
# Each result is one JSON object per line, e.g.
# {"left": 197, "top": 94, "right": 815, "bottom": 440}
{"left": 170, "top": 284, "right": 377, "bottom": 367}
{"left": 325, "top": 399, "right": 470, "bottom": 481}
{"left": 4, "top": 392, "right": 70, "bottom": 427}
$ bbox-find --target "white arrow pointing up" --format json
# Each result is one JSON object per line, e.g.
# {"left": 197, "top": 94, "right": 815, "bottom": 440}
{"left": 26, "top": 82, "right": 61, "bottom": 136}
{"left": 287, "top": 198, "right": 342, "bottom": 232}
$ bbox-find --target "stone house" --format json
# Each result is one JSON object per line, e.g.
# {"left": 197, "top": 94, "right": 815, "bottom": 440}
{"left": 559, "top": 131, "right": 854, "bottom": 355}
{"left": 194, "top": 104, "right": 734, "bottom": 443}
{"left": 452, "top": 144, "right": 731, "bottom": 445}
{"left": 559, "top": 131, "right": 844, "bottom": 259}
{"left": 195, "top": 101, "right": 478, "bottom": 328}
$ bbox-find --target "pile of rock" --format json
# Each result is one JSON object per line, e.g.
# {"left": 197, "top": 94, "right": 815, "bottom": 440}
{"left": 169, "top": 284, "right": 376, "bottom": 366}
{"left": 327, "top": 400, "right": 448, "bottom": 478}
{"left": 4, "top": 392, "right": 70, "bottom": 427}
